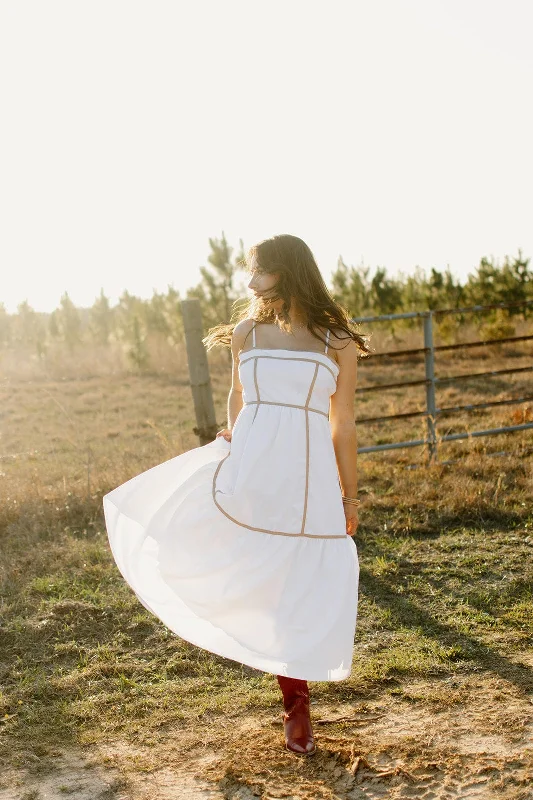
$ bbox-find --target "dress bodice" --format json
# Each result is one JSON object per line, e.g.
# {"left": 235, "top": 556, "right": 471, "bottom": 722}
{"left": 238, "top": 349, "right": 338, "bottom": 418}
{"left": 210, "top": 322, "right": 345, "bottom": 538}
{"left": 237, "top": 322, "right": 339, "bottom": 419}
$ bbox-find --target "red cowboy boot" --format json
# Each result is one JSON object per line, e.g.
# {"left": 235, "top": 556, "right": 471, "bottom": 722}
{"left": 276, "top": 675, "right": 316, "bottom": 755}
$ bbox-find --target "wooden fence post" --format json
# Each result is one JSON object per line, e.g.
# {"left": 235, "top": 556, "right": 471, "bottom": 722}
{"left": 180, "top": 299, "right": 219, "bottom": 445}
{"left": 423, "top": 311, "right": 438, "bottom": 464}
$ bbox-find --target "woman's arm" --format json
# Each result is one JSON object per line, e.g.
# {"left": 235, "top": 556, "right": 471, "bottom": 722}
{"left": 226, "top": 319, "right": 255, "bottom": 429}
{"left": 329, "top": 336, "right": 359, "bottom": 497}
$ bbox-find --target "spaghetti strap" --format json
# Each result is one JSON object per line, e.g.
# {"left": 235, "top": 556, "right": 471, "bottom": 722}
{"left": 325, "top": 328, "right": 330, "bottom": 355}
{"left": 252, "top": 321, "right": 257, "bottom": 348}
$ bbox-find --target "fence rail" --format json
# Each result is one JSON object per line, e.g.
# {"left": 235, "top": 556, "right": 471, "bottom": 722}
{"left": 367, "top": 333, "right": 533, "bottom": 361}
{"left": 353, "top": 298, "right": 533, "bottom": 324}
{"left": 352, "top": 299, "right": 533, "bottom": 463}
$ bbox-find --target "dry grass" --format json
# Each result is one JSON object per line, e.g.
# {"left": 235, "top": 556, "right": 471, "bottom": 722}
{"left": 0, "top": 320, "right": 532, "bottom": 799}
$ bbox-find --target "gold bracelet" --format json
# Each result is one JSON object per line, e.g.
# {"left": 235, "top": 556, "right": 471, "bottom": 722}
{"left": 342, "top": 495, "right": 361, "bottom": 506}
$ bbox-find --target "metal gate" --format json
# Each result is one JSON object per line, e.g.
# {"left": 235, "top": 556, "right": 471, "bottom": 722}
{"left": 351, "top": 299, "right": 533, "bottom": 463}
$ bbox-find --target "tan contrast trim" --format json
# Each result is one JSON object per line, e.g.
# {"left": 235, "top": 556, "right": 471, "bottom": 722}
{"left": 252, "top": 357, "right": 260, "bottom": 422}
{"left": 212, "top": 357, "right": 345, "bottom": 539}
{"left": 243, "top": 400, "right": 329, "bottom": 418}
{"left": 301, "top": 362, "right": 319, "bottom": 534}
{"left": 239, "top": 351, "right": 339, "bottom": 380}
{"left": 212, "top": 453, "right": 345, "bottom": 539}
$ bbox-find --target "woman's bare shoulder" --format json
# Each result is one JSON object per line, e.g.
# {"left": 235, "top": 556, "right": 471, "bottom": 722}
{"left": 232, "top": 318, "right": 256, "bottom": 352}
{"left": 329, "top": 326, "right": 358, "bottom": 363}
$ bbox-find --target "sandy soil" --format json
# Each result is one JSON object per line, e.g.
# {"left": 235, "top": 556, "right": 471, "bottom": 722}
{"left": 2, "top": 660, "right": 532, "bottom": 800}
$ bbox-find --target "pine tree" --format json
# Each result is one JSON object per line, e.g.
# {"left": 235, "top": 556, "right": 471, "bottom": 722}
{"left": 187, "top": 233, "right": 242, "bottom": 324}
{"left": 56, "top": 292, "right": 83, "bottom": 352}
{"left": 115, "top": 290, "right": 150, "bottom": 370}
{"left": 15, "top": 300, "right": 47, "bottom": 358}
{"left": 331, "top": 258, "right": 373, "bottom": 317}
{"left": 0, "top": 303, "right": 11, "bottom": 349}
{"left": 89, "top": 288, "right": 114, "bottom": 346}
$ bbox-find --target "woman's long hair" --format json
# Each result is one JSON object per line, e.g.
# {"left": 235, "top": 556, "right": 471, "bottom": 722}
{"left": 203, "top": 234, "right": 373, "bottom": 357}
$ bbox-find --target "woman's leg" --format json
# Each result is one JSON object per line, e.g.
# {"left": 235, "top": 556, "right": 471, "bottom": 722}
{"left": 276, "top": 675, "right": 316, "bottom": 755}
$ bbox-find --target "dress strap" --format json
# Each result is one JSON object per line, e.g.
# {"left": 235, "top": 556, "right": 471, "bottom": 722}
{"left": 325, "top": 328, "right": 330, "bottom": 355}
{"left": 252, "top": 321, "right": 257, "bottom": 348}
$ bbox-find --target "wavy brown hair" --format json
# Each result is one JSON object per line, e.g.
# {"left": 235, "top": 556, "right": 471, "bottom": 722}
{"left": 202, "top": 234, "right": 373, "bottom": 357}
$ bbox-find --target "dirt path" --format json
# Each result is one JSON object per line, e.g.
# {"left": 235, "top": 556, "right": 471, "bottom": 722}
{"left": 2, "top": 665, "right": 532, "bottom": 800}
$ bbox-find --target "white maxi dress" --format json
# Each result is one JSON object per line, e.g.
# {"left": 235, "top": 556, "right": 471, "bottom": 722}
{"left": 103, "top": 322, "right": 360, "bottom": 681}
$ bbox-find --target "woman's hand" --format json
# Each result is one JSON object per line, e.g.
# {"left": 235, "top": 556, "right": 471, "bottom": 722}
{"left": 216, "top": 428, "right": 232, "bottom": 442}
{"left": 343, "top": 503, "right": 359, "bottom": 537}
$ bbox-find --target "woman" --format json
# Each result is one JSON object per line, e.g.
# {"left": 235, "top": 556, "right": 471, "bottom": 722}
{"left": 103, "top": 234, "right": 371, "bottom": 757}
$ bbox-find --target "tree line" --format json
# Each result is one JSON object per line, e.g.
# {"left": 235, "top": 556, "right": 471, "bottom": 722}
{"left": 1, "top": 233, "right": 531, "bottom": 370}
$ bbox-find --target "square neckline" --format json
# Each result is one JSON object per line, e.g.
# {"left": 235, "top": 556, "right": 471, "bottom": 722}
{"left": 239, "top": 347, "right": 340, "bottom": 373}
{"left": 238, "top": 322, "right": 340, "bottom": 372}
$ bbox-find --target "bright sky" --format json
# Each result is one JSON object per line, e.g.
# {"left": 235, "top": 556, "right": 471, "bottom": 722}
{"left": 1, "top": 0, "right": 532, "bottom": 314}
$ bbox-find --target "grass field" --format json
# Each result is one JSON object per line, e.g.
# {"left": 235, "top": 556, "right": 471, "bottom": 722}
{"left": 1, "top": 320, "right": 532, "bottom": 799}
